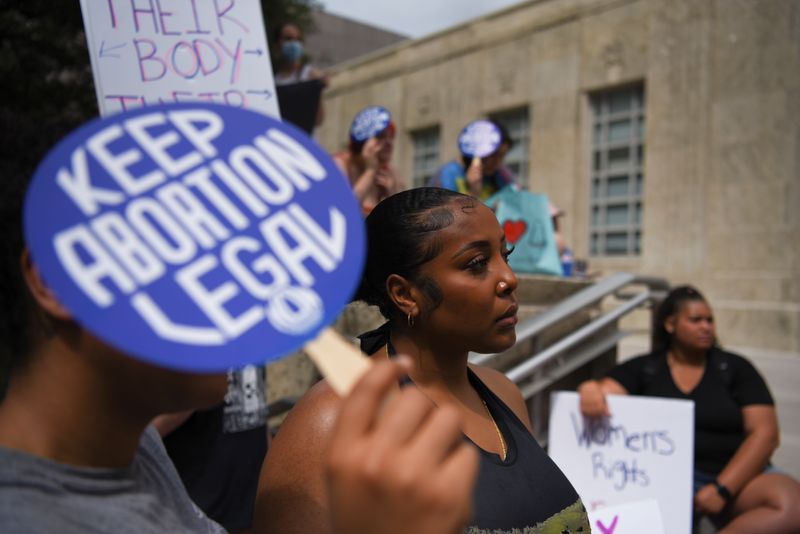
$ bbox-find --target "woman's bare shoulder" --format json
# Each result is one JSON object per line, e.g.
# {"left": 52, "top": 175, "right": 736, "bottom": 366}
{"left": 269, "top": 379, "right": 341, "bottom": 453}
{"left": 254, "top": 379, "right": 342, "bottom": 534}
{"left": 469, "top": 364, "right": 532, "bottom": 432}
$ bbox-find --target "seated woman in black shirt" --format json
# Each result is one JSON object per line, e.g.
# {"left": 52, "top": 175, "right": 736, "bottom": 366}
{"left": 579, "top": 285, "right": 800, "bottom": 532}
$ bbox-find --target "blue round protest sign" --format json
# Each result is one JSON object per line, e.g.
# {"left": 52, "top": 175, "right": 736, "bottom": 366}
{"left": 458, "top": 119, "right": 502, "bottom": 158}
{"left": 349, "top": 106, "right": 392, "bottom": 142}
{"left": 25, "top": 103, "right": 365, "bottom": 372}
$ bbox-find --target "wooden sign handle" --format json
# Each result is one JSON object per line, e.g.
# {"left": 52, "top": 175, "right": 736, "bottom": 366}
{"left": 304, "top": 328, "right": 371, "bottom": 396}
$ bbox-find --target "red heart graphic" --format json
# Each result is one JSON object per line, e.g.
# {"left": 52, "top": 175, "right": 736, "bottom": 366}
{"left": 503, "top": 220, "right": 527, "bottom": 244}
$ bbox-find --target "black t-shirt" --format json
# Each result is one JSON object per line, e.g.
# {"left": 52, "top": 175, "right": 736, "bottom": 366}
{"left": 608, "top": 348, "right": 774, "bottom": 474}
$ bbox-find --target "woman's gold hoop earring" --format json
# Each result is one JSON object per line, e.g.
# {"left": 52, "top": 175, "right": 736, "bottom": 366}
{"left": 407, "top": 313, "right": 415, "bottom": 328}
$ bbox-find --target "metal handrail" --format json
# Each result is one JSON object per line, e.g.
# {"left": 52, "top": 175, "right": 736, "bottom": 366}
{"left": 470, "top": 272, "right": 669, "bottom": 390}
{"left": 508, "top": 291, "right": 649, "bottom": 383}
{"left": 471, "top": 272, "right": 654, "bottom": 366}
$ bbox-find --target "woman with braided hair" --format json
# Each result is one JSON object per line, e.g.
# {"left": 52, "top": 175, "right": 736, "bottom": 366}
{"left": 255, "top": 188, "right": 589, "bottom": 533}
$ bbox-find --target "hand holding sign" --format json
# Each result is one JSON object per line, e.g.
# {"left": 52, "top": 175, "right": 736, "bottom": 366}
{"left": 548, "top": 392, "right": 693, "bottom": 534}
{"left": 579, "top": 379, "right": 612, "bottom": 417}
{"left": 466, "top": 157, "right": 483, "bottom": 193}
{"left": 25, "top": 103, "right": 365, "bottom": 373}
{"left": 362, "top": 138, "right": 382, "bottom": 172}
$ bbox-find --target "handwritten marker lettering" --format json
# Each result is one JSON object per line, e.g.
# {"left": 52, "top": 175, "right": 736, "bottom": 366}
{"left": 591, "top": 452, "right": 650, "bottom": 491}
{"left": 548, "top": 392, "right": 693, "bottom": 534}
{"left": 570, "top": 413, "right": 675, "bottom": 455}
{"left": 99, "top": 40, "right": 126, "bottom": 58}
{"left": 82, "top": 0, "right": 276, "bottom": 116}
{"left": 567, "top": 411, "right": 678, "bottom": 492}
{"left": 595, "top": 515, "right": 619, "bottom": 534}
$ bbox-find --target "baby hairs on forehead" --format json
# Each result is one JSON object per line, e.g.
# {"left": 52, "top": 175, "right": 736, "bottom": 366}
{"left": 354, "top": 188, "right": 476, "bottom": 319}
{"left": 651, "top": 285, "right": 709, "bottom": 352}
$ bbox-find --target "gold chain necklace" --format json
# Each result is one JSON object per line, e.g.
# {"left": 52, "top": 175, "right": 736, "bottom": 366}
{"left": 482, "top": 399, "right": 507, "bottom": 460}
{"left": 386, "top": 343, "right": 507, "bottom": 460}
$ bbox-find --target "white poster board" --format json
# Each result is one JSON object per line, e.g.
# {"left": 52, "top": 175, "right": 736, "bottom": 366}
{"left": 79, "top": 0, "right": 279, "bottom": 118}
{"left": 549, "top": 392, "right": 694, "bottom": 534}
{"left": 588, "top": 499, "right": 664, "bottom": 534}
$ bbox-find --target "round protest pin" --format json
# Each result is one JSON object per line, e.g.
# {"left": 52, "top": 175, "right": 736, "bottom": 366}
{"left": 349, "top": 106, "right": 392, "bottom": 142}
{"left": 458, "top": 119, "right": 502, "bottom": 158}
{"left": 24, "top": 103, "right": 365, "bottom": 372}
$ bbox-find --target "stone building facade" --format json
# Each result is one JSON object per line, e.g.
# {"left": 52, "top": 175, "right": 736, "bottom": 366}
{"left": 305, "top": 10, "right": 407, "bottom": 70}
{"left": 315, "top": 0, "right": 800, "bottom": 353}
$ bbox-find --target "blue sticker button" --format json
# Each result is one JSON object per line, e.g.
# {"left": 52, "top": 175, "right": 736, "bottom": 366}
{"left": 25, "top": 103, "right": 364, "bottom": 372}
{"left": 458, "top": 119, "right": 502, "bottom": 158}
{"left": 349, "top": 106, "right": 392, "bottom": 142}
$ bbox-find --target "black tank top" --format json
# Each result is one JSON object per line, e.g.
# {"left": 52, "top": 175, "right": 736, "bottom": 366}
{"left": 359, "top": 325, "right": 589, "bottom": 533}
{"left": 465, "top": 368, "right": 589, "bottom": 533}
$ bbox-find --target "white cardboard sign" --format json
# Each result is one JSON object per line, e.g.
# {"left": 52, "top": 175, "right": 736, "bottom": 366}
{"left": 588, "top": 499, "right": 665, "bottom": 534}
{"left": 80, "top": 0, "right": 279, "bottom": 118}
{"left": 549, "top": 392, "right": 694, "bottom": 534}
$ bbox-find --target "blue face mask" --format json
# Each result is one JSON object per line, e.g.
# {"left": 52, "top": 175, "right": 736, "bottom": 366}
{"left": 281, "top": 40, "right": 304, "bottom": 62}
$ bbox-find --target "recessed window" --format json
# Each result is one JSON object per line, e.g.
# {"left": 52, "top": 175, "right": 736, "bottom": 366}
{"left": 489, "top": 107, "right": 530, "bottom": 186}
{"left": 589, "top": 85, "right": 645, "bottom": 256}
{"left": 410, "top": 126, "right": 440, "bottom": 189}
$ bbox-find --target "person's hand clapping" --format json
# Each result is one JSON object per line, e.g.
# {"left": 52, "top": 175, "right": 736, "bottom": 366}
{"left": 326, "top": 357, "right": 478, "bottom": 534}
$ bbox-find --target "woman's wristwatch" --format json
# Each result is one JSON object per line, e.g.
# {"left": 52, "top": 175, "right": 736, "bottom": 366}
{"left": 713, "top": 480, "right": 733, "bottom": 502}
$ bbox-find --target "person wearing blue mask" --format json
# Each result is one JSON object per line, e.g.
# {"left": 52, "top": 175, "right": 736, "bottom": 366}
{"left": 273, "top": 22, "right": 328, "bottom": 126}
